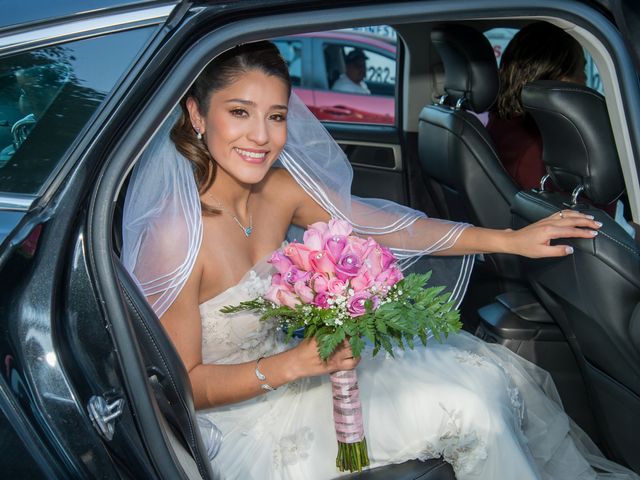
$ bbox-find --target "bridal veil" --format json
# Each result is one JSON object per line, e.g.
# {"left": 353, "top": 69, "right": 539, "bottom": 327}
{"left": 121, "top": 91, "right": 473, "bottom": 318}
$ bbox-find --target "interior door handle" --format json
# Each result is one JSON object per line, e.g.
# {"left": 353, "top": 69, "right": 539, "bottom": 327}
{"left": 320, "top": 106, "right": 353, "bottom": 116}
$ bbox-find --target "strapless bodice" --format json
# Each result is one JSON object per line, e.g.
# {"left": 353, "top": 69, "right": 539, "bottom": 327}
{"left": 199, "top": 260, "right": 287, "bottom": 364}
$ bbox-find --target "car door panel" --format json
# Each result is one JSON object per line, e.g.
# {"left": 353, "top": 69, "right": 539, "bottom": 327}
{"left": 324, "top": 123, "right": 406, "bottom": 205}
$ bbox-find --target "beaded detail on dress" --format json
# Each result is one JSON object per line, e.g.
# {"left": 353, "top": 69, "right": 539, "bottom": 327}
{"left": 199, "top": 269, "right": 284, "bottom": 365}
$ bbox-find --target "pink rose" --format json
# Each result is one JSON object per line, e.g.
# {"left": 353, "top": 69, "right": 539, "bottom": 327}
{"left": 279, "top": 289, "right": 302, "bottom": 309}
{"left": 324, "top": 235, "right": 347, "bottom": 262}
{"left": 309, "top": 250, "right": 336, "bottom": 275}
{"left": 313, "top": 292, "right": 330, "bottom": 309}
{"left": 327, "top": 278, "right": 347, "bottom": 295}
{"left": 303, "top": 227, "right": 324, "bottom": 251}
{"left": 376, "top": 265, "right": 403, "bottom": 287}
{"left": 327, "top": 219, "right": 353, "bottom": 238}
{"left": 284, "top": 265, "right": 310, "bottom": 285}
{"left": 361, "top": 241, "right": 394, "bottom": 276}
{"left": 368, "top": 249, "right": 387, "bottom": 277}
{"left": 310, "top": 272, "right": 329, "bottom": 293}
{"left": 388, "top": 266, "right": 404, "bottom": 285}
{"left": 268, "top": 250, "right": 293, "bottom": 274}
{"left": 284, "top": 243, "right": 312, "bottom": 270}
{"left": 359, "top": 237, "right": 378, "bottom": 262}
{"left": 264, "top": 283, "right": 294, "bottom": 306}
{"left": 380, "top": 246, "right": 396, "bottom": 270}
{"left": 294, "top": 281, "right": 315, "bottom": 304}
{"left": 344, "top": 235, "right": 368, "bottom": 257}
{"left": 347, "top": 291, "right": 371, "bottom": 317}
{"left": 341, "top": 237, "right": 377, "bottom": 274}
{"left": 335, "top": 252, "right": 362, "bottom": 281}
{"left": 350, "top": 271, "right": 374, "bottom": 292}
{"left": 307, "top": 221, "right": 330, "bottom": 239}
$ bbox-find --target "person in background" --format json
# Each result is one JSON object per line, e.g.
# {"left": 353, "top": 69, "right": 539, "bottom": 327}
{"left": 332, "top": 48, "right": 371, "bottom": 94}
{"left": 487, "top": 22, "right": 585, "bottom": 192}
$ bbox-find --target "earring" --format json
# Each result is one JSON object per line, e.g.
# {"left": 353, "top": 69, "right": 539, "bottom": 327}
{"left": 194, "top": 126, "right": 203, "bottom": 140}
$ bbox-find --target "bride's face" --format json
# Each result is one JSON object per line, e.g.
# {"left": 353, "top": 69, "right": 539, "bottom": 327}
{"left": 188, "top": 69, "right": 289, "bottom": 185}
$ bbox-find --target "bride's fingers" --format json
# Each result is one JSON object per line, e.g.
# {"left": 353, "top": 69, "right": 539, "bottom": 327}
{"left": 337, "top": 356, "right": 360, "bottom": 371}
{"left": 546, "top": 226, "right": 599, "bottom": 240}
{"left": 544, "top": 210, "right": 595, "bottom": 223}
{"left": 543, "top": 210, "right": 595, "bottom": 222}
{"left": 537, "top": 244, "right": 577, "bottom": 257}
{"left": 550, "top": 217, "right": 602, "bottom": 230}
{"left": 525, "top": 226, "right": 599, "bottom": 258}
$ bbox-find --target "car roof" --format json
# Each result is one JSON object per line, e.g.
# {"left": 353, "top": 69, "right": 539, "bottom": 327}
{"left": 0, "top": 0, "right": 178, "bottom": 32}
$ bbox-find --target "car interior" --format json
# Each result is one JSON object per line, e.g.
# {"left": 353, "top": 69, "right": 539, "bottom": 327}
{"left": 105, "top": 12, "right": 639, "bottom": 480}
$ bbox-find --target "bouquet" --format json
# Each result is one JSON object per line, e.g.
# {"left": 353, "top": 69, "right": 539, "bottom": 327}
{"left": 221, "top": 219, "right": 461, "bottom": 473}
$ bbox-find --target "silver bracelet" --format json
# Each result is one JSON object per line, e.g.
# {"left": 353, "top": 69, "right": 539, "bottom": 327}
{"left": 255, "top": 357, "right": 276, "bottom": 391}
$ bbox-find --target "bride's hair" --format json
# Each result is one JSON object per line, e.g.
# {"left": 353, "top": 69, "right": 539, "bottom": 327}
{"left": 171, "top": 41, "right": 291, "bottom": 214}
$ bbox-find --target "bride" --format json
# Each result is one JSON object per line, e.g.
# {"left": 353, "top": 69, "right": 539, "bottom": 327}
{"left": 121, "top": 41, "right": 637, "bottom": 479}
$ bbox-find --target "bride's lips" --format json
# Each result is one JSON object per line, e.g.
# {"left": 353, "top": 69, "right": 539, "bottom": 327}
{"left": 234, "top": 147, "right": 269, "bottom": 164}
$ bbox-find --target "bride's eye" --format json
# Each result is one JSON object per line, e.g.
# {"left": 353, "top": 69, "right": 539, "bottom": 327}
{"left": 270, "top": 113, "right": 287, "bottom": 122}
{"left": 230, "top": 108, "right": 248, "bottom": 117}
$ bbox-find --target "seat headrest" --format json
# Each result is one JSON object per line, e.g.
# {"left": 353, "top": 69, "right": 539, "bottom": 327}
{"left": 522, "top": 80, "right": 624, "bottom": 205}
{"left": 430, "top": 24, "right": 498, "bottom": 113}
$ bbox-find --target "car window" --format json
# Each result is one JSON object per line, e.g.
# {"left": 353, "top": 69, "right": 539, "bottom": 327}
{"left": 321, "top": 40, "right": 396, "bottom": 95}
{"left": 0, "top": 27, "right": 154, "bottom": 195}
{"left": 273, "top": 39, "right": 303, "bottom": 87}
{"left": 338, "top": 45, "right": 396, "bottom": 97}
{"left": 484, "top": 27, "right": 603, "bottom": 93}
{"left": 316, "top": 27, "right": 397, "bottom": 126}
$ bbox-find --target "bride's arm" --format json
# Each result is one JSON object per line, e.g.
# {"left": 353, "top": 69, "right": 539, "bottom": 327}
{"left": 158, "top": 254, "right": 358, "bottom": 409}
{"left": 284, "top": 170, "right": 601, "bottom": 258}
{"left": 436, "top": 214, "right": 600, "bottom": 258}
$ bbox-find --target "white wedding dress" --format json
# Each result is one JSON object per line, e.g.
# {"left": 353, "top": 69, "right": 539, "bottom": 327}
{"left": 195, "top": 261, "right": 636, "bottom": 480}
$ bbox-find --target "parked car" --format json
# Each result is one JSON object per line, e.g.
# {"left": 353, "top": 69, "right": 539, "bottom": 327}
{"left": 273, "top": 31, "right": 397, "bottom": 125}
{"left": 0, "top": 1, "right": 639, "bottom": 479}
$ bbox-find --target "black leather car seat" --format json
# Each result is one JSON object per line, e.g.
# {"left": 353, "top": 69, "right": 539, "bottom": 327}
{"left": 418, "top": 24, "right": 522, "bottom": 289}
{"left": 512, "top": 80, "right": 640, "bottom": 471}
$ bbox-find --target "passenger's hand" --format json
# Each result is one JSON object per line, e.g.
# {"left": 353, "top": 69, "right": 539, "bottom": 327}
{"left": 507, "top": 209, "right": 601, "bottom": 258}
{"left": 291, "top": 337, "right": 360, "bottom": 379}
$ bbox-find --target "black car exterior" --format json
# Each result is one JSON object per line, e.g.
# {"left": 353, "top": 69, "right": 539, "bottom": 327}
{"left": 0, "top": 0, "right": 639, "bottom": 478}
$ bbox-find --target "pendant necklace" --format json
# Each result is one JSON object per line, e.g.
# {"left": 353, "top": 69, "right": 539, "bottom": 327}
{"left": 207, "top": 193, "right": 253, "bottom": 238}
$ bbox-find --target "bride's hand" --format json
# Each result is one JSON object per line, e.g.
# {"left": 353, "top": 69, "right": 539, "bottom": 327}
{"left": 291, "top": 338, "right": 360, "bottom": 379}
{"left": 506, "top": 209, "right": 601, "bottom": 258}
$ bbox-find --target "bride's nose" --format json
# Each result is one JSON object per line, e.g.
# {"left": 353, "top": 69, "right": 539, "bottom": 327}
{"left": 247, "top": 117, "right": 269, "bottom": 145}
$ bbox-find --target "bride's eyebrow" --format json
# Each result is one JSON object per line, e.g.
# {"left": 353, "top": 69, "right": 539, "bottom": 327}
{"left": 225, "top": 98, "right": 288, "bottom": 110}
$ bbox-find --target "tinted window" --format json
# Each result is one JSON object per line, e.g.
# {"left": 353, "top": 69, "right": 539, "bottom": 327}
{"left": 273, "top": 40, "right": 303, "bottom": 87}
{"left": 484, "top": 27, "right": 603, "bottom": 93}
{"left": 273, "top": 28, "right": 397, "bottom": 126}
{"left": 323, "top": 41, "right": 396, "bottom": 96}
{"left": 316, "top": 28, "right": 397, "bottom": 126}
{"left": 0, "top": 27, "right": 154, "bottom": 194}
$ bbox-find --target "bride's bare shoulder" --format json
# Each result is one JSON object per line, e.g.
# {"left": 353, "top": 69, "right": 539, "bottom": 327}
{"left": 262, "top": 167, "right": 330, "bottom": 225}
{"left": 262, "top": 167, "right": 304, "bottom": 197}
